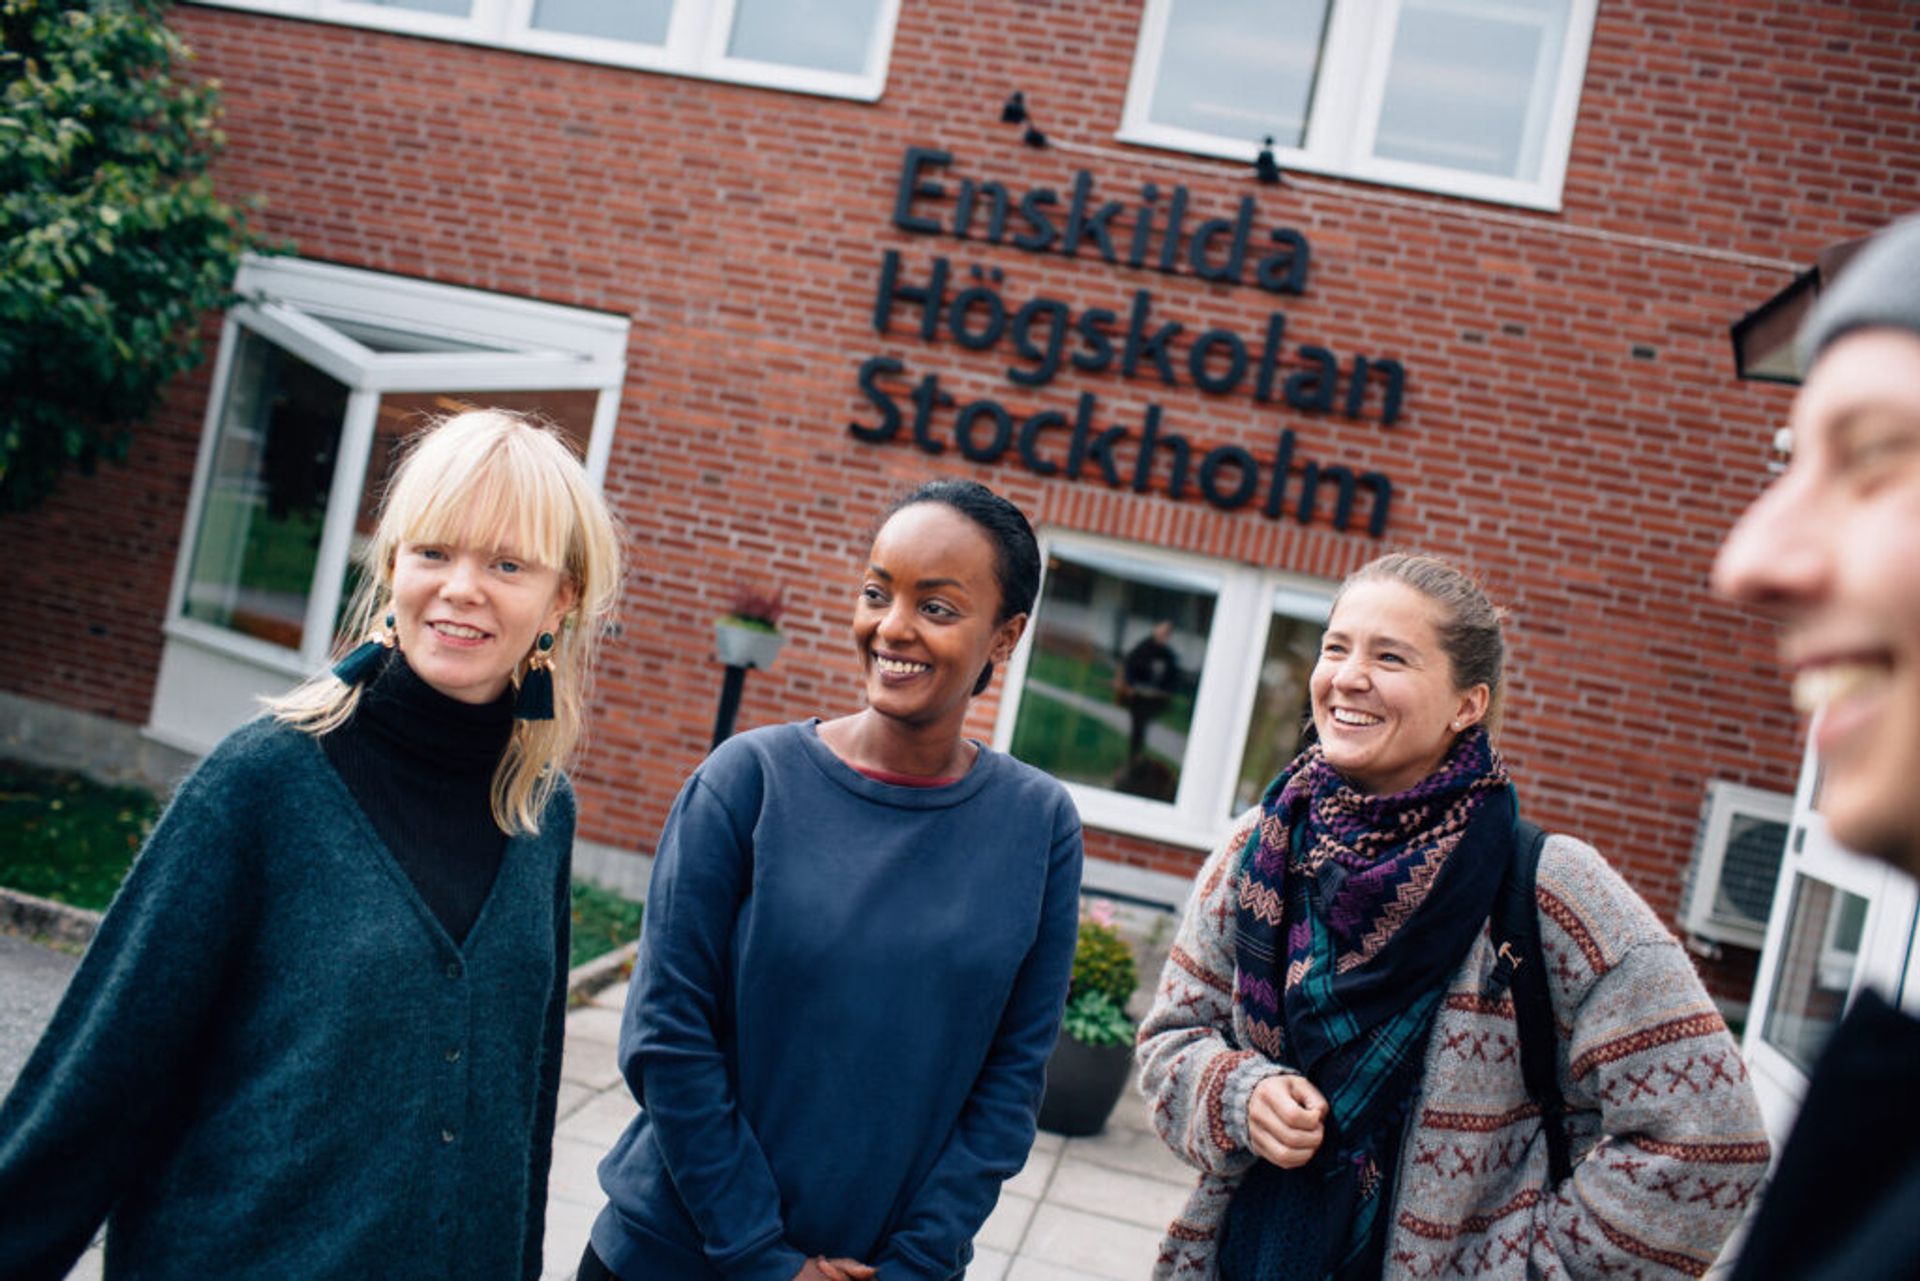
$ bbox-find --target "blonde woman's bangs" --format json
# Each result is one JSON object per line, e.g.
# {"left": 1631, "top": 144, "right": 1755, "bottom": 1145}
{"left": 382, "top": 427, "right": 578, "bottom": 578}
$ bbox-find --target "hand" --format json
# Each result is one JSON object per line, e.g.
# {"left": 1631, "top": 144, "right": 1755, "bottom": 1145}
{"left": 1246, "top": 1073, "right": 1327, "bottom": 1169}
{"left": 796, "top": 1258, "right": 877, "bottom": 1281}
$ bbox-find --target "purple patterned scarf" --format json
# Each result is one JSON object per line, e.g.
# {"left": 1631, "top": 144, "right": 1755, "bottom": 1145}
{"left": 1228, "top": 727, "right": 1514, "bottom": 1279}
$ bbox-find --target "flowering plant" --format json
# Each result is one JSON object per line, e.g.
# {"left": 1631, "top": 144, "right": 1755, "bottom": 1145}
{"left": 1062, "top": 899, "right": 1138, "bottom": 1049}
{"left": 719, "top": 585, "right": 785, "bottom": 633}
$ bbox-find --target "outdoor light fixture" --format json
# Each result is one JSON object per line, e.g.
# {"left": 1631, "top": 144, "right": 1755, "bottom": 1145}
{"left": 999, "top": 89, "right": 1047, "bottom": 148}
{"left": 1255, "top": 136, "right": 1283, "bottom": 185}
{"left": 1729, "top": 234, "right": 1869, "bottom": 383}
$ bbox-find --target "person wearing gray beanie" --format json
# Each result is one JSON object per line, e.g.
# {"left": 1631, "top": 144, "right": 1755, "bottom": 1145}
{"left": 1713, "top": 214, "right": 1920, "bottom": 1281}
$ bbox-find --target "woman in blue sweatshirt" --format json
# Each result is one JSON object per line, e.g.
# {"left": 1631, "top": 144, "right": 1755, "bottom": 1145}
{"left": 0, "top": 409, "right": 623, "bottom": 1279}
{"left": 584, "top": 480, "right": 1085, "bottom": 1281}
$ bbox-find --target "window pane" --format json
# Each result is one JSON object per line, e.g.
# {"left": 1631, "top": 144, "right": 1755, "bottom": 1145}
{"left": 1148, "top": 0, "right": 1331, "bottom": 148}
{"left": 352, "top": 0, "right": 471, "bottom": 15}
{"left": 182, "top": 329, "right": 350, "bottom": 650}
{"left": 727, "top": 0, "right": 880, "bottom": 74}
{"left": 1373, "top": 0, "right": 1569, "bottom": 180}
{"left": 1761, "top": 874, "right": 1870, "bottom": 1074}
{"left": 1233, "top": 598, "right": 1322, "bottom": 812}
{"left": 333, "top": 390, "right": 597, "bottom": 636}
{"left": 529, "top": 0, "right": 671, "bottom": 45}
{"left": 1009, "top": 548, "right": 1217, "bottom": 803}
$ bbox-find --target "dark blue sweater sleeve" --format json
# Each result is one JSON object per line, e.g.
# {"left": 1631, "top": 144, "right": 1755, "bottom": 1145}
{"left": 616, "top": 770, "right": 809, "bottom": 1281}
{"left": 876, "top": 805, "right": 1084, "bottom": 1280}
{"left": 0, "top": 741, "right": 254, "bottom": 1281}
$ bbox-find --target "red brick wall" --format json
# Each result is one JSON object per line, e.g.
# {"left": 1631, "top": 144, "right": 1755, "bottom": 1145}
{"left": 6, "top": 2, "right": 1916, "bottom": 974}
{"left": 0, "top": 340, "right": 211, "bottom": 723}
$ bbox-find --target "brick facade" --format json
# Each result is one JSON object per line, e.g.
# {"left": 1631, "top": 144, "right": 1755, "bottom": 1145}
{"left": 6, "top": 1, "right": 1917, "bottom": 998}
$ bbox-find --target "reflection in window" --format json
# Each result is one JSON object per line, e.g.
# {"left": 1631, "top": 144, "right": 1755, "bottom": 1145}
{"left": 182, "top": 330, "right": 349, "bottom": 650}
{"left": 1373, "top": 0, "right": 1569, "bottom": 180}
{"left": 1234, "top": 593, "right": 1323, "bottom": 811}
{"left": 1147, "top": 0, "right": 1331, "bottom": 147}
{"left": 1009, "top": 549, "right": 1217, "bottom": 803}
{"left": 1762, "top": 873, "right": 1869, "bottom": 1074}
{"left": 727, "top": 0, "right": 881, "bottom": 73}
{"left": 1124, "top": 0, "right": 1593, "bottom": 207}
{"left": 529, "top": 0, "right": 671, "bottom": 44}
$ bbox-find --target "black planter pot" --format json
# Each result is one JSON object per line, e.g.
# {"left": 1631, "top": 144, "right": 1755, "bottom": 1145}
{"left": 1037, "top": 1032, "right": 1135, "bottom": 1137}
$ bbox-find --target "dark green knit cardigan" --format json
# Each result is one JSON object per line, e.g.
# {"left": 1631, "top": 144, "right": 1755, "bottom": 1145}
{"left": 0, "top": 717, "right": 573, "bottom": 1280}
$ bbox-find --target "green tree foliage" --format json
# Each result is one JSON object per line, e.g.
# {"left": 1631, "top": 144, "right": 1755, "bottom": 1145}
{"left": 0, "top": 0, "right": 262, "bottom": 512}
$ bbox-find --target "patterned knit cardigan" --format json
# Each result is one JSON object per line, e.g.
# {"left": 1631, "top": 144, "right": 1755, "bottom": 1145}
{"left": 1137, "top": 813, "right": 1770, "bottom": 1280}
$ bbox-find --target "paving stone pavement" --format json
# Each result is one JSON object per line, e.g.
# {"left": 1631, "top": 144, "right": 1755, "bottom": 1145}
{"left": 540, "top": 980, "right": 1194, "bottom": 1281}
{"left": 18, "top": 924, "right": 1749, "bottom": 1280}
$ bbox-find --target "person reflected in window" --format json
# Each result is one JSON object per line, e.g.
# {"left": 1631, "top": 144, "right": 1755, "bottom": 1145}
{"left": 1119, "top": 619, "right": 1182, "bottom": 763}
{"left": 1713, "top": 214, "right": 1920, "bottom": 1281}
{"left": 580, "top": 479, "right": 1083, "bottom": 1281}
{"left": 1137, "top": 553, "right": 1768, "bottom": 1280}
{"left": 0, "top": 409, "right": 623, "bottom": 1279}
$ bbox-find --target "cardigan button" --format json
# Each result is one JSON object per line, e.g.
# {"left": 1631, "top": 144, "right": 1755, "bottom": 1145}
{"left": 441, "top": 1128, "right": 456, "bottom": 1144}
{"left": 445, "top": 1046, "right": 462, "bottom": 1063}
{"left": 446, "top": 961, "right": 463, "bottom": 980}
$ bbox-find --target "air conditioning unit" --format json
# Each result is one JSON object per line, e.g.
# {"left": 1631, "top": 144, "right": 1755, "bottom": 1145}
{"left": 1680, "top": 781, "right": 1794, "bottom": 950}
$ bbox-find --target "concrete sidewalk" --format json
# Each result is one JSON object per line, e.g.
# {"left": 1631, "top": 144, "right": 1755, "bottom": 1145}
{"left": 540, "top": 979, "right": 1194, "bottom": 1281}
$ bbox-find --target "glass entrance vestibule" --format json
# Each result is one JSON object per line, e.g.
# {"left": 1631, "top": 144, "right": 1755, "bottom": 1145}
{"left": 147, "top": 256, "right": 630, "bottom": 755}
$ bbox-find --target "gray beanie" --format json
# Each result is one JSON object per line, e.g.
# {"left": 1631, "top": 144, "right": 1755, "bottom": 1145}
{"left": 1798, "top": 214, "right": 1920, "bottom": 372}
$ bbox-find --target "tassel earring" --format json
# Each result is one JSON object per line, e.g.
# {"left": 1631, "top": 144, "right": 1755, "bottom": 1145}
{"left": 516, "top": 631, "right": 556, "bottom": 721}
{"left": 332, "top": 613, "right": 396, "bottom": 686}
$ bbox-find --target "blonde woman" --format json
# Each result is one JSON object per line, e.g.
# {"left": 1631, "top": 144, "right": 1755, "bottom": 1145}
{"left": 0, "top": 409, "right": 621, "bottom": 1280}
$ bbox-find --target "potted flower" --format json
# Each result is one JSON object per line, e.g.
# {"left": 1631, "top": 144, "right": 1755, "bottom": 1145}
{"left": 1037, "top": 899, "right": 1139, "bottom": 1136}
{"left": 713, "top": 585, "right": 787, "bottom": 671}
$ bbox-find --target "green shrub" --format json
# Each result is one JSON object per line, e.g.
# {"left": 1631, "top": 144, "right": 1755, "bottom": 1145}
{"left": 1071, "top": 916, "right": 1137, "bottom": 1008}
{"left": 1061, "top": 901, "right": 1139, "bottom": 1047}
{"left": 1060, "top": 989, "right": 1134, "bottom": 1049}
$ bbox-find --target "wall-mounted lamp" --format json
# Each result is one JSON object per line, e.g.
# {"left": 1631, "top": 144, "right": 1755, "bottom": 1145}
{"left": 1255, "top": 136, "right": 1283, "bottom": 185}
{"left": 1000, "top": 90, "right": 1047, "bottom": 148}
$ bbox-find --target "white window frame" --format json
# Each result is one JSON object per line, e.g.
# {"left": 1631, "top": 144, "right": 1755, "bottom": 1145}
{"left": 192, "top": 0, "right": 902, "bottom": 102}
{"left": 992, "top": 529, "right": 1331, "bottom": 852}
{"left": 1119, "top": 0, "right": 1599, "bottom": 211}
{"left": 146, "top": 253, "right": 630, "bottom": 756}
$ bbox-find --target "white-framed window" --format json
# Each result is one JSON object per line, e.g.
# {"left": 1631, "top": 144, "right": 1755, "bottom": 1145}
{"left": 1742, "top": 738, "right": 1920, "bottom": 1150}
{"left": 1120, "top": 0, "right": 1600, "bottom": 210}
{"left": 191, "top": 0, "right": 902, "bottom": 101}
{"left": 146, "top": 254, "right": 630, "bottom": 755}
{"left": 992, "top": 530, "right": 1331, "bottom": 851}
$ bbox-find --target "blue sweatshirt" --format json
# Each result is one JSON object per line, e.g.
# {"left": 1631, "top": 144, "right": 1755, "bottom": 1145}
{"left": 590, "top": 720, "right": 1083, "bottom": 1281}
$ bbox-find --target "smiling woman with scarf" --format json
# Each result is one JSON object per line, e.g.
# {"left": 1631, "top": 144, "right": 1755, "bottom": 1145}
{"left": 1138, "top": 553, "right": 1768, "bottom": 1280}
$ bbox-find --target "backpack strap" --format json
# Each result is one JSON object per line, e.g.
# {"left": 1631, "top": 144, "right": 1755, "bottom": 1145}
{"left": 1486, "top": 817, "right": 1574, "bottom": 1189}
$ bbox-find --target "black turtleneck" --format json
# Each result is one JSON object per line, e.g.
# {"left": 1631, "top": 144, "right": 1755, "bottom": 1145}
{"left": 322, "top": 650, "right": 515, "bottom": 944}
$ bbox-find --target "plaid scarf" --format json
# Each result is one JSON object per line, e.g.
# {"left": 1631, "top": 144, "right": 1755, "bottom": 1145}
{"left": 1226, "top": 728, "right": 1514, "bottom": 1280}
